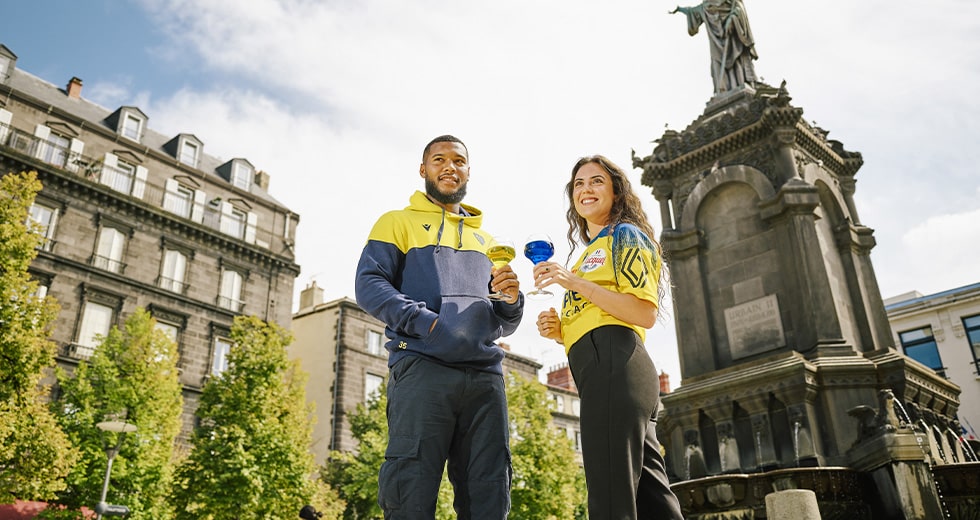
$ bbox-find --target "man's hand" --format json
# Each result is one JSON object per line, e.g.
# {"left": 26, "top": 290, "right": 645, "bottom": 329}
{"left": 490, "top": 264, "right": 521, "bottom": 304}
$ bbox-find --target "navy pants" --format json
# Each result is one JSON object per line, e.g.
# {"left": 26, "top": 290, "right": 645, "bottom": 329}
{"left": 568, "top": 325, "right": 684, "bottom": 520}
{"left": 379, "top": 356, "right": 511, "bottom": 519}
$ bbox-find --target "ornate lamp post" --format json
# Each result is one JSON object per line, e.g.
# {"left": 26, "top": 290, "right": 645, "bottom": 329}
{"left": 94, "top": 419, "right": 137, "bottom": 518}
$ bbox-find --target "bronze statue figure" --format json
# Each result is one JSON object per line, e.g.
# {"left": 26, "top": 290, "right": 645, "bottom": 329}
{"left": 671, "top": 0, "right": 758, "bottom": 94}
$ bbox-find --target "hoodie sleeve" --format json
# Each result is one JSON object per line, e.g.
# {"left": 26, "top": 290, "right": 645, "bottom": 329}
{"left": 492, "top": 292, "right": 525, "bottom": 337}
{"left": 354, "top": 215, "right": 438, "bottom": 339}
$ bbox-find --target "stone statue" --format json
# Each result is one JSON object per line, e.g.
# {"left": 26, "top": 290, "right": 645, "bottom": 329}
{"left": 671, "top": 0, "right": 758, "bottom": 94}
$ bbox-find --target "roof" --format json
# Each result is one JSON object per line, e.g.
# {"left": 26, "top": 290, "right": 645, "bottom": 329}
{"left": 3, "top": 66, "right": 288, "bottom": 209}
{"left": 884, "top": 281, "right": 980, "bottom": 313}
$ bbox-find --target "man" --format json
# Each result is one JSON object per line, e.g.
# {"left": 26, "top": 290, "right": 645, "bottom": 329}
{"left": 355, "top": 135, "right": 523, "bottom": 519}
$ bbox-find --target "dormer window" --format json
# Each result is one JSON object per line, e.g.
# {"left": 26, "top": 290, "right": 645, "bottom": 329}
{"left": 231, "top": 161, "right": 253, "bottom": 191}
{"left": 122, "top": 113, "right": 143, "bottom": 141}
{"left": 180, "top": 140, "right": 199, "bottom": 167}
{"left": 108, "top": 107, "right": 148, "bottom": 143}
{"left": 0, "top": 55, "right": 10, "bottom": 81}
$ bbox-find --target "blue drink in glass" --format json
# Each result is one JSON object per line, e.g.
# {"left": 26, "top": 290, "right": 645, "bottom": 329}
{"left": 524, "top": 240, "right": 554, "bottom": 264}
{"left": 524, "top": 235, "right": 555, "bottom": 298}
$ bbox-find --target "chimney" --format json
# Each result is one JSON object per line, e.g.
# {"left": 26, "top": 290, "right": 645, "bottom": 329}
{"left": 66, "top": 76, "right": 83, "bottom": 99}
{"left": 299, "top": 281, "right": 324, "bottom": 310}
{"left": 255, "top": 170, "right": 270, "bottom": 190}
{"left": 659, "top": 371, "right": 671, "bottom": 395}
{"left": 547, "top": 363, "right": 576, "bottom": 392}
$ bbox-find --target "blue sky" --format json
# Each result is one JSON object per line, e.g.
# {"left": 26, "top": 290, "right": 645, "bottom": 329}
{"left": 3, "top": 0, "right": 979, "bottom": 382}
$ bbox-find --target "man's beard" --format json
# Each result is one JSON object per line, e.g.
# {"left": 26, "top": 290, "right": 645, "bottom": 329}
{"left": 425, "top": 178, "right": 467, "bottom": 205}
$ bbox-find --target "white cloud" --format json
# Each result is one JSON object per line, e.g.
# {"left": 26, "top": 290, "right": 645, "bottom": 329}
{"left": 122, "top": 0, "right": 980, "bottom": 382}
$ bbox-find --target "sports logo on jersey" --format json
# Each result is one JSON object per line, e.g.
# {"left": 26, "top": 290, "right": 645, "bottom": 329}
{"left": 474, "top": 233, "right": 485, "bottom": 245}
{"left": 622, "top": 248, "right": 648, "bottom": 288}
{"left": 423, "top": 224, "right": 431, "bottom": 231}
{"left": 579, "top": 249, "right": 607, "bottom": 273}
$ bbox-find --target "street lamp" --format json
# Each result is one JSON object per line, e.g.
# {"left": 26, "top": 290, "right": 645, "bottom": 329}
{"left": 95, "top": 419, "right": 137, "bottom": 519}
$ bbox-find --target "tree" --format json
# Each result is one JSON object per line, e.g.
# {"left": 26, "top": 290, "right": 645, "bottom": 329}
{"left": 506, "top": 372, "right": 586, "bottom": 520}
{"left": 169, "top": 315, "right": 343, "bottom": 519}
{"left": 0, "top": 171, "right": 78, "bottom": 503}
{"left": 48, "top": 307, "right": 184, "bottom": 519}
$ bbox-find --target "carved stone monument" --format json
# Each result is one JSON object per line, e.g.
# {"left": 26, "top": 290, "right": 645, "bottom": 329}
{"left": 632, "top": 38, "right": 977, "bottom": 517}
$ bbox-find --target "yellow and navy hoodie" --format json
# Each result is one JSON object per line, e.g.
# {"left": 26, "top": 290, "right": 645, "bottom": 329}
{"left": 355, "top": 191, "right": 524, "bottom": 375}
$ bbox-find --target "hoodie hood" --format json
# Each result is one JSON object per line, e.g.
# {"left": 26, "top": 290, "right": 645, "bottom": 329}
{"left": 408, "top": 190, "right": 483, "bottom": 250}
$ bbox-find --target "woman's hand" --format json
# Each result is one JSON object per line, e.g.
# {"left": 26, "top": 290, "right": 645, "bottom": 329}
{"left": 532, "top": 261, "right": 578, "bottom": 293}
{"left": 536, "top": 308, "right": 563, "bottom": 344}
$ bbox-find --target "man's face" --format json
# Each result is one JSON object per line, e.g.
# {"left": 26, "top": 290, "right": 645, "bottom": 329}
{"left": 420, "top": 141, "right": 469, "bottom": 205}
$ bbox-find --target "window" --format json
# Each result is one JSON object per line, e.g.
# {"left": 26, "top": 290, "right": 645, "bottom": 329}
{"left": 231, "top": 161, "right": 252, "bottom": 191}
{"left": 574, "top": 430, "right": 582, "bottom": 452}
{"left": 154, "top": 321, "right": 180, "bottom": 361}
{"left": 160, "top": 249, "right": 188, "bottom": 293}
{"left": 163, "top": 181, "right": 195, "bottom": 219}
{"left": 93, "top": 227, "right": 126, "bottom": 274}
{"left": 963, "top": 315, "right": 980, "bottom": 376}
{"left": 179, "top": 140, "right": 199, "bottom": 167}
{"left": 155, "top": 320, "right": 179, "bottom": 343}
{"left": 109, "top": 160, "right": 136, "bottom": 194}
{"left": 121, "top": 114, "right": 142, "bottom": 141}
{"left": 211, "top": 337, "right": 233, "bottom": 375}
{"left": 220, "top": 206, "right": 247, "bottom": 239}
{"left": 551, "top": 393, "right": 565, "bottom": 413}
{"left": 899, "top": 326, "right": 945, "bottom": 378}
{"left": 365, "top": 373, "right": 384, "bottom": 403}
{"left": 27, "top": 202, "right": 58, "bottom": 251}
{"left": 74, "top": 300, "right": 114, "bottom": 358}
{"left": 367, "top": 330, "right": 384, "bottom": 356}
{"left": 0, "top": 55, "right": 10, "bottom": 80}
{"left": 218, "top": 269, "right": 244, "bottom": 311}
{"left": 571, "top": 397, "right": 581, "bottom": 417}
{"left": 39, "top": 131, "right": 70, "bottom": 167}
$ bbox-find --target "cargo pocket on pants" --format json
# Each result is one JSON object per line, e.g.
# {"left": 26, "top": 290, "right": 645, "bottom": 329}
{"left": 378, "top": 435, "right": 420, "bottom": 512}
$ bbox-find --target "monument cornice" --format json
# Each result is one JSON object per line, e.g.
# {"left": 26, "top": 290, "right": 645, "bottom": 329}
{"left": 636, "top": 85, "right": 864, "bottom": 186}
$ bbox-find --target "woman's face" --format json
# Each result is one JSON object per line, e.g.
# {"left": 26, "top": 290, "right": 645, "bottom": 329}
{"left": 572, "top": 162, "right": 615, "bottom": 228}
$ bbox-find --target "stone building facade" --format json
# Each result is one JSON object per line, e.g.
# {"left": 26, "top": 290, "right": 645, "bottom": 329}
{"left": 0, "top": 43, "right": 301, "bottom": 436}
{"left": 289, "top": 284, "right": 583, "bottom": 466}
{"left": 885, "top": 282, "right": 980, "bottom": 444}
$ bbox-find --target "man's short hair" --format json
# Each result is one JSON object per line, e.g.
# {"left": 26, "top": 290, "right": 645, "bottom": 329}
{"left": 423, "top": 135, "right": 468, "bottom": 160}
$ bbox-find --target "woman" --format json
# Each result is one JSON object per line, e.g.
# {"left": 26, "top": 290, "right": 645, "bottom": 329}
{"left": 534, "top": 155, "right": 683, "bottom": 520}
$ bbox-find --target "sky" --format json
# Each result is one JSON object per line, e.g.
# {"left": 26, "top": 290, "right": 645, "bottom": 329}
{"left": 3, "top": 0, "right": 979, "bottom": 384}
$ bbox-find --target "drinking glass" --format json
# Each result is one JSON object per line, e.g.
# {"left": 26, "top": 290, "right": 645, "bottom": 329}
{"left": 524, "top": 234, "right": 555, "bottom": 298}
{"left": 486, "top": 236, "right": 516, "bottom": 300}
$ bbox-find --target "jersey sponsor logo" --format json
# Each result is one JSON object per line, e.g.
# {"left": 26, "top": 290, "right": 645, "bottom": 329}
{"left": 621, "top": 248, "right": 647, "bottom": 288}
{"left": 579, "top": 249, "right": 606, "bottom": 273}
{"left": 562, "top": 290, "right": 590, "bottom": 317}
{"left": 423, "top": 224, "right": 431, "bottom": 231}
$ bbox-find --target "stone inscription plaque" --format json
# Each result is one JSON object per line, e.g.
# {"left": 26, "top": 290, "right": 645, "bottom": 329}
{"left": 725, "top": 294, "right": 785, "bottom": 359}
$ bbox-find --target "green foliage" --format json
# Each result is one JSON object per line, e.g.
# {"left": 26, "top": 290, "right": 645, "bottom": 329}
{"left": 169, "top": 315, "right": 343, "bottom": 519}
{"left": 0, "top": 171, "right": 78, "bottom": 502}
{"left": 323, "top": 372, "right": 587, "bottom": 520}
{"left": 50, "top": 308, "right": 184, "bottom": 519}
{"left": 506, "top": 373, "right": 587, "bottom": 520}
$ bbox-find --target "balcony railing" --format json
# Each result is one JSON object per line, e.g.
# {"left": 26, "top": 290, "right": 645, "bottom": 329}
{"left": 216, "top": 296, "right": 245, "bottom": 312}
{"left": 64, "top": 343, "right": 95, "bottom": 360}
{"left": 158, "top": 276, "right": 189, "bottom": 294}
{"left": 1, "top": 122, "right": 289, "bottom": 255}
{"left": 91, "top": 254, "right": 127, "bottom": 275}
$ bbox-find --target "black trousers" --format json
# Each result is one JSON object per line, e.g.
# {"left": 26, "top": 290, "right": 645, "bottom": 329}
{"left": 379, "top": 356, "right": 511, "bottom": 519}
{"left": 568, "top": 325, "right": 684, "bottom": 520}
